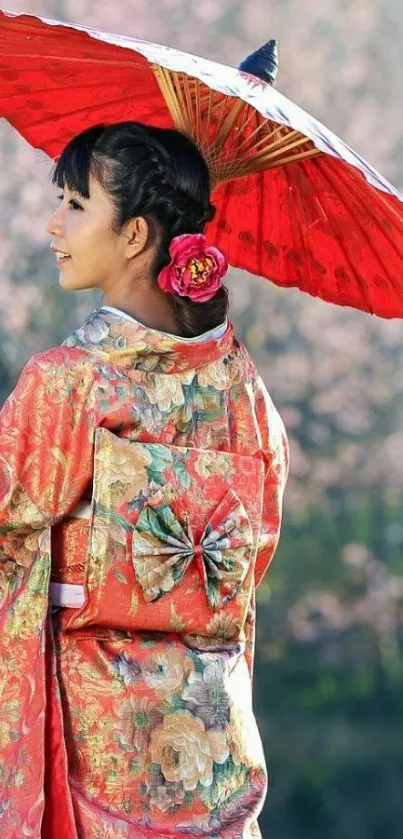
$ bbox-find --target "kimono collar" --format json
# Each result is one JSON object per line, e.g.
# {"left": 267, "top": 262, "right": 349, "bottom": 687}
{"left": 63, "top": 306, "right": 235, "bottom": 373}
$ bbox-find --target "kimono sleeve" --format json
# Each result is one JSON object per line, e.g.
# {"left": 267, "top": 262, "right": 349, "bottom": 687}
{"left": 0, "top": 351, "right": 95, "bottom": 566}
{"left": 253, "top": 376, "right": 290, "bottom": 588}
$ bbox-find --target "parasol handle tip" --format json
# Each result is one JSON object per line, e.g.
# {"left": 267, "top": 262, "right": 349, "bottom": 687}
{"left": 238, "top": 39, "right": 279, "bottom": 86}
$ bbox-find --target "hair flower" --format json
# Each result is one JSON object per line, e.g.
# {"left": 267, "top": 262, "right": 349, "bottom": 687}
{"left": 157, "top": 234, "right": 228, "bottom": 303}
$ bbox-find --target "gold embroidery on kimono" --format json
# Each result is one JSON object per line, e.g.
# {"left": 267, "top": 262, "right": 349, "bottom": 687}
{"left": 0, "top": 307, "right": 289, "bottom": 839}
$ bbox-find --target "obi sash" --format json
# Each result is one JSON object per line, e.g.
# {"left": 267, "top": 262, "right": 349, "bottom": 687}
{"left": 50, "top": 428, "right": 266, "bottom": 642}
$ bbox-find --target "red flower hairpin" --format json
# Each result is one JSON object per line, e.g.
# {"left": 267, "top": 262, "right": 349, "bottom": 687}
{"left": 157, "top": 234, "right": 228, "bottom": 303}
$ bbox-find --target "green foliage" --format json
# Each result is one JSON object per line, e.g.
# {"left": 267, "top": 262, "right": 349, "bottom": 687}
{"left": 255, "top": 495, "right": 403, "bottom": 839}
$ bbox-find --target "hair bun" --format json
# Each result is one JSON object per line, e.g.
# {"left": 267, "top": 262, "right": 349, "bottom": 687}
{"left": 177, "top": 191, "right": 216, "bottom": 229}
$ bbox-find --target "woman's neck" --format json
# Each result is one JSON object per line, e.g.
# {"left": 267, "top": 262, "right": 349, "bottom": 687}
{"left": 104, "top": 288, "right": 182, "bottom": 335}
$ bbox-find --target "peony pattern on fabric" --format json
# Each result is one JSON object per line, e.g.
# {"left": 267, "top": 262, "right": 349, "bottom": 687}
{"left": 0, "top": 306, "right": 290, "bottom": 839}
{"left": 72, "top": 430, "right": 264, "bottom": 644}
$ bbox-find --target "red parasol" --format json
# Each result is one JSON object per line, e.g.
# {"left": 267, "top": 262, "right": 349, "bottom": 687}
{"left": 1, "top": 9, "right": 403, "bottom": 318}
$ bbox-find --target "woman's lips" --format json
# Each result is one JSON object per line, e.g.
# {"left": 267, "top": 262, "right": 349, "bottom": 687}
{"left": 55, "top": 252, "right": 71, "bottom": 266}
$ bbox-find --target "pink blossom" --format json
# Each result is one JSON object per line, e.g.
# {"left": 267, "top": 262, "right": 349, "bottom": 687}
{"left": 157, "top": 234, "right": 228, "bottom": 303}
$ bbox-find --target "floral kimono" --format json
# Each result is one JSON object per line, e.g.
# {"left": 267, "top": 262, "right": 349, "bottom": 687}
{"left": 0, "top": 306, "right": 289, "bottom": 839}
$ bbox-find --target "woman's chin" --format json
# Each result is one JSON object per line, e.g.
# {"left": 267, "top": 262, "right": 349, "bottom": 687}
{"left": 58, "top": 272, "right": 92, "bottom": 292}
{"left": 58, "top": 272, "right": 75, "bottom": 289}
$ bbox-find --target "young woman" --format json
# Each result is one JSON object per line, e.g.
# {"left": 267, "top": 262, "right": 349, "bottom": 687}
{"left": 0, "top": 121, "right": 289, "bottom": 839}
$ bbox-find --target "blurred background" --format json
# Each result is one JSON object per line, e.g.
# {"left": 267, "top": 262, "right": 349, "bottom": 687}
{"left": 1, "top": 1, "right": 403, "bottom": 836}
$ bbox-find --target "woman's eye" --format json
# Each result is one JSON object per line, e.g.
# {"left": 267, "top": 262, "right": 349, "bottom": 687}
{"left": 56, "top": 194, "right": 82, "bottom": 210}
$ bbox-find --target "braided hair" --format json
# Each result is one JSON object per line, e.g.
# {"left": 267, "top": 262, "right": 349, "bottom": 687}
{"left": 52, "top": 122, "right": 229, "bottom": 337}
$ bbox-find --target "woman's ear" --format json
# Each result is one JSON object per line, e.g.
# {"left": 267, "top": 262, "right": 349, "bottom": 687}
{"left": 124, "top": 216, "right": 150, "bottom": 258}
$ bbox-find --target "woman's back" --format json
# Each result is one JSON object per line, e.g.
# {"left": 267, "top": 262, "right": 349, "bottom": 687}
{"left": 0, "top": 306, "right": 288, "bottom": 838}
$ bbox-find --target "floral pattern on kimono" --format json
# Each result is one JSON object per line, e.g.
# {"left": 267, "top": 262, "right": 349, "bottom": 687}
{"left": 0, "top": 306, "right": 289, "bottom": 839}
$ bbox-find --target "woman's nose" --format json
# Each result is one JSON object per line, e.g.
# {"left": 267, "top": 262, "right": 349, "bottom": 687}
{"left": 45, "top": 205, "right": 64, "bottom": 237}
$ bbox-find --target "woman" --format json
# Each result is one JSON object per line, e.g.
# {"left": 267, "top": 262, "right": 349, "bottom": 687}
{"left": 0, "top": 122, "right": 289, "bottom": 839}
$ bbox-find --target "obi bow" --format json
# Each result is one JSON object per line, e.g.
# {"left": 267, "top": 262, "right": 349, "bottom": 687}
{"left": 132, "top": 490, "right": 254, "bottom": 608}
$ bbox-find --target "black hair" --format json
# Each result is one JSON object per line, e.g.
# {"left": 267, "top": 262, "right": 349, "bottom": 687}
{"left": 51, "top": 121, "right": 229, "bottom": 338}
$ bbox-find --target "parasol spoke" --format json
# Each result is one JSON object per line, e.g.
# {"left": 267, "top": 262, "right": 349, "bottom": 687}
{"left": 152, "top": 64, "right": 187, "bottom": 131}
{"left": 181, "top": 72, "right": 196, "bottom": 134}
{"left": 202, "top": 86, "right": 214, "bottom": 148}
{"left": 234, "top": 147, "right": 321, "bottom": 179}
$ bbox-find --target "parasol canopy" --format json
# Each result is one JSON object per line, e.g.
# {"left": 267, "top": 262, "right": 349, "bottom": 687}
{"left": 0, "top": 9, "right": 403, "bottom": 318}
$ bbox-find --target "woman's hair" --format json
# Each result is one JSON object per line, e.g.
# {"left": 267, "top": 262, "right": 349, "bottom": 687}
{"left": 52, "top": 122, "right": 229, "bottom": 337}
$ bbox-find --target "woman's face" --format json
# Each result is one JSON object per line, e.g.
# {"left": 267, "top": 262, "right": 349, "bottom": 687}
{"left": 46, "top": 173, "right": 128, "bottom": 293}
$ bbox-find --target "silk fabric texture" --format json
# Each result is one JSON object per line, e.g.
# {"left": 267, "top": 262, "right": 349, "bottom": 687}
{"left": 0, "top": 307, "right": 289, "bottom": 839}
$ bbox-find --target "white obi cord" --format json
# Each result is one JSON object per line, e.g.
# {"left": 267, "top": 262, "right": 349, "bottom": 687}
{"left": 50, "top": 582, "right": 86, "bottom": 609}
{"left": 50, "top": 500, "right": 92, "bottom": 609}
